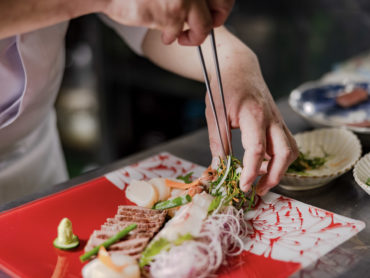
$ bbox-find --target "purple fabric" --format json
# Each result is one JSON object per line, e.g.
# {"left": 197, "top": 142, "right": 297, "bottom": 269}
{"left": 0, "top": 36, "right": 26, "bottom": 128}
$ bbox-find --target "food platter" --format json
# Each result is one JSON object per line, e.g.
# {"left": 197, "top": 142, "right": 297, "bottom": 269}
{"left": 0, "top": 153, "right": 365, "bottom": 278}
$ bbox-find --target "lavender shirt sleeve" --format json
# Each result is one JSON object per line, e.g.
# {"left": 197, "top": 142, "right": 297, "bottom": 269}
{"left": 0, "top": 36, "right": 27, "bottom": 128}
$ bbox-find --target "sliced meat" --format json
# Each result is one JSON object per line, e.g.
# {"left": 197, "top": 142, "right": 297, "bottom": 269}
{"left": 336, "top": 87, "right": 369, "bottom": 108}
{"left": 84, "top": 205, "right": 167, "bottom": 259}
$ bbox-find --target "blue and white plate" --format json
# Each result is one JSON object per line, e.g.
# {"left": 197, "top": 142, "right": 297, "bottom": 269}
{"left": 289, "top": 81, "right": 370, "bottom": 134}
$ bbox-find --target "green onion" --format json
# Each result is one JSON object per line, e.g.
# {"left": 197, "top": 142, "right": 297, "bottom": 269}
{"left": 80, "top": 224, "right": 137, "bottom": 262}
{"left": 153, "top": 195, "right": 192, "bottom": 210}
{"left": 177, "top": 172, "right": 194, "bottom": 184}
{"left": 208, "top": 195, "right": 223, "bottom": 213}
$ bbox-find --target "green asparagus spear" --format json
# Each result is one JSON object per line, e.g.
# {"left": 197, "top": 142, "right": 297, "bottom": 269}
{"left": 80, "top": 223, "right": 137, "bottom": 262}
{"left": 153, "top": 195, "right": 192, "bottom": 210}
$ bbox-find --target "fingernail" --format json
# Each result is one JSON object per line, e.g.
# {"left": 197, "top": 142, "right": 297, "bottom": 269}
{"left": 211, "top": 157, "right": 220, "bottom": 170}
{"left": 256, "top": 186, "right": 264, "bottom": 196}
{"left": 241, "top": 183, "right": 251, "bottom": 193}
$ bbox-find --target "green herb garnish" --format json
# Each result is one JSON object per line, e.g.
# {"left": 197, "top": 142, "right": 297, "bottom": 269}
{"left": 139, "top": 233, "right": 193, "bottom": 267}
{"left": 366, "top": 178, "right": 370, "bottom": 186}
{"left": 139, "top": 237, "right": 171, "bottom": 267}
{"left": 208, "top": 156, "right": 256, "bottom": 212}
{"left": 287, "top": 149, "right": 329, "bottom": 174}
{"left": 177, "top": 172, "right": 194, "bottom": 184}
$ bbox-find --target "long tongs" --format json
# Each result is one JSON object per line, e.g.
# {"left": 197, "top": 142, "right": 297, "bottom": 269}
{"left": 197, "top": 29, "right": 233, "bottom": 157}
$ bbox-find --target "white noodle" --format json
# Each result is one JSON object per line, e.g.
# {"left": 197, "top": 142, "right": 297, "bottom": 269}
{"left": 212, "top": 156, "right": 232, "bottom": 194}
{"left": 150, "top": 206, "right": 248, "bottom": 278}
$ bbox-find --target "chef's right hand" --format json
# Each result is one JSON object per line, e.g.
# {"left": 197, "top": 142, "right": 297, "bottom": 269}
{"left": 102, "top": 0, "right": 234, "bottom": 45}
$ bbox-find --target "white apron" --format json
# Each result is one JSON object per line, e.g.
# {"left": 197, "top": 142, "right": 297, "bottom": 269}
{"left": 0, "top": 18, "right": 147, "bottom": 205}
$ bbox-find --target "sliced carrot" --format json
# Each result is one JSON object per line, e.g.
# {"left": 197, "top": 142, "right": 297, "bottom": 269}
{"left": 98, "top": 246, "right": 128, "bottom": 273}
{"left": 188, "top": 186, "right": 204, "bottom": 197}
{"left": 165, "top": 179, "right": 200, "bottom": 189}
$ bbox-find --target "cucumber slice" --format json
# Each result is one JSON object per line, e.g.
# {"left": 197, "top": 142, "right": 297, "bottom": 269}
{"left": 53, "top": 235, "right": 79, "bottom": 250}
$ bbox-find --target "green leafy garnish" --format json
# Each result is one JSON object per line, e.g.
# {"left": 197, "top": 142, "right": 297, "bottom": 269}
{"left": 208, "top": 156, "right": 256, "bottom": 211}
{"left": 177, "top": 172, "right": 194, "bottom": 184}
{"left": 366, "top": 178, "right": 370, "bottom": 186}
{"left": 208, "top": 195, "right": 223, "bottom": 213}
{"left": 139, "top": 233, "right": 193, "bottom": 267}
{"left": 173, "top": 233, "right": 193, "bottom": 245}
{"left": 139, "top": 238, "right": 170, "bottom": 267}
{"left": 287, "top": 149, "right": 329, "bottom": 174}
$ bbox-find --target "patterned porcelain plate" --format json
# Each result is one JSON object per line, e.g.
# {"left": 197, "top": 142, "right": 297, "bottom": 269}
{"left": 289, "top": 81, "right": 370, "bottom": 134}
{"left": 0, "top": 153, "right": 365, "bottom": 278}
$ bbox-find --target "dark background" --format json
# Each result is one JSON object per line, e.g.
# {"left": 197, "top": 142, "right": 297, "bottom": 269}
{"left": 56, "top": 0, "right": 370, "bottom": 177}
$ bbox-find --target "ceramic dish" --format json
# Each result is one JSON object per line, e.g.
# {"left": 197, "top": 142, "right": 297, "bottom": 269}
{"left": 289, "top": 81, "right": 370, "bottom": 135}
{"left": 279, "top": 128, "right": 362, "bottom": 191}
{"left": 353, "top": 153, "right": 370, "bottom": 195}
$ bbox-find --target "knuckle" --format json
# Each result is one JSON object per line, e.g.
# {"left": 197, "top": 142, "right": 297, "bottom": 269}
{"left": 249, "top": 104, "right": 265, "bottom": 121}
{"left": 169, "top": 2, "right": 184, "bottom": 17}
{"left": 266, "top": 176, "right": 280, "bottom": 187}
{"left": 243, "top": 172, "right": 257, "bottom": 184}
{"left": 278, "top": 148, "right": 292, "bottom": 160}
{"left": 199, "top": 17, "right": 213, "bottom": 33}
{"left": 252, "top": 144, "right": 265, "bottom": 158}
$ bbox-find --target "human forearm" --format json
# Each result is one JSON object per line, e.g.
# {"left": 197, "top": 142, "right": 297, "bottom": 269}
{"left": 0, "top": 0, "right": 106, "bottom": 39}
{"left": 142, "top": 26, "right": 257, "bottom": 84}
{"left": 143, "top": 27, "right": 298, "bottom": 195}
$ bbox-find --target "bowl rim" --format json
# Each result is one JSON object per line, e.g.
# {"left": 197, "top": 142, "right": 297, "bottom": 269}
{"left": 289, "top": 80, "right": 370, "bottom": 134}
{"left": 284, "top": 127, "right": 362, "bottom": 179}
{"left": 353, "top": 152, "right": 370, "bottom": 194}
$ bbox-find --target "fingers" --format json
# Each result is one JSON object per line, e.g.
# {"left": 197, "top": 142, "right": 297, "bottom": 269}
{"left": 178, "top": 0, "right": 213, "bottom": 45}
{"left": 239, "top": 105, "right": 267, "bottom": 192}
{"left": 161, "top": 21, "right": 185, "bottom": 44}
{"left": 207, "top": 0, "right": 235, "bottom": 27}
{"left": 256, "top": 123, "right": 298, "bottom": 196}
{"left": 160, "top": 2, "right": 188, "bottom": 44}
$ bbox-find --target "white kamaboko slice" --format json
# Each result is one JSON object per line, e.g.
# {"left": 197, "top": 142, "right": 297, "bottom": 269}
{"left": 82, "top": 253, "right": 140, "bottom": 278}
{"left": 126, "top": 180, "right": 158, "bottom": 208}
{"left": 170, "top": 188, "right": 186, "bottom": 198}
{"left": 149, "top": 178, "right": 171, "bottom": 201}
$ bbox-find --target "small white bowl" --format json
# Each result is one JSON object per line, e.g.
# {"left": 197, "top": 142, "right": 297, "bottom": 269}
{"left": 353, "top": 153, "right": 370, "bottom": 195}
{"left": 279, "top": 128, "right": 362, "bottom": 191}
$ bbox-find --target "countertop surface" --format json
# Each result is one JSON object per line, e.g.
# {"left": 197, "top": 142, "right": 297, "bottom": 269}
{"left": 1, "top": 98, "right": 369, "bottom": 278}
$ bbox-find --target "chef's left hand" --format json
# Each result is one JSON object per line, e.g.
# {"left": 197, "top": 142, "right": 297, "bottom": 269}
{"left": 206, "top": 46, "right": 299, "bottom": 196}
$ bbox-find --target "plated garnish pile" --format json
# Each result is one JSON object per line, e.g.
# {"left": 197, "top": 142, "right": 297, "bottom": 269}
{"left": 54, "top": 156, "right": 255, "bottom": 278}
{"left": 287, "top": 149, "right": 329, "bottom": 175}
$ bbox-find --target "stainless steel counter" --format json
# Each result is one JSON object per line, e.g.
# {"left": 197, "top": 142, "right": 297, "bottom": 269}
{"left": 1, "top": 99, "right": 369, "bottom": 277}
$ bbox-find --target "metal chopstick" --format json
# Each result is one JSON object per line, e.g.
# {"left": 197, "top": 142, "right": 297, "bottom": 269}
{"left": 197, "top": 45, "right": 227, "bottom": 157}
{"left": 197, "top": 29, "right": 233, "bottom": 157}
{"left": 209, "top": 29, "right": 233, "bottom": 155}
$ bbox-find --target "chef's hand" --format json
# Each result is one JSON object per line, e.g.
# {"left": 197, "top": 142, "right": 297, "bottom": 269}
{"left": 206, "top": 49, "right": 299, "bottom": 196}
{"left": 103, "top": 0, "right": 234, "bottom": 45}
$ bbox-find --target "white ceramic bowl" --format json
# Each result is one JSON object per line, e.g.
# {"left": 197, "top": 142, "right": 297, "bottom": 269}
{"left": 279, "top": 128, "right": 362, "bottom": 191}
{"left": 353, "top": 153, "right": 370, "bottom": 195}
